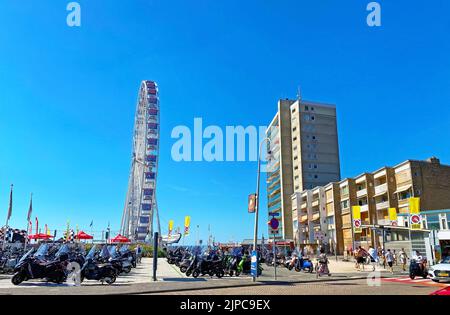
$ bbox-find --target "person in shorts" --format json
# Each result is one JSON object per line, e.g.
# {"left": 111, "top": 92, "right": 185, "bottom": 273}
{"left": 385, "top": 249, "right": 394, "bottom": 274}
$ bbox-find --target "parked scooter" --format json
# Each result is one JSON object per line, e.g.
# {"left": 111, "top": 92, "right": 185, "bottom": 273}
{"left": 11, "top": 244, "right": 69, "bottom": 285}
{"left": 80, "top": 245, "right": 117, "bottom": 285}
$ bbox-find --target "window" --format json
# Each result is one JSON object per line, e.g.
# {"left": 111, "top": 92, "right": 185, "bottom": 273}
{"left": 312, "top": 136, "right": 316, "bottom": 140}
{"left": 304, "top": 115, "right": 310, "bottom": 121}
{"left": 426, "top": 214, "right": 440, "bottom": 230}
{"left": 294, "top": 175, "right": 299, "bottom": 181}
{"left": 295, "top": 185, "right": 300, "bottom": 190}
{"left": 294, "top": 166, "right": 299, "bottom": 170}
{"left": 311, "top": 115, "right": 315, "bottom": 121}
{"left": 341, "top": 200, "right": 349, "bottom": 209}
{"left": 305, "top": 106, "right": 309, "bottom": 111}
{"left": 311, "top": 107, "right": 314, "bottom": 111}
{"left": 293, "top": 137, "right": 297, "bottom": 141}
{"left": 293, "top": 127, "right": 297, "bottom": 132}
{"left": 292, "top": 108, "right": 296, "bottom": 113}
{"left": 314, "top": 175, "right": 318, "bottom": 179}
{"left": 294, "top": 156, "right": 298, "bottom": 161}
{"left": 314, "top": 164, "right": 318, "bottom": 169}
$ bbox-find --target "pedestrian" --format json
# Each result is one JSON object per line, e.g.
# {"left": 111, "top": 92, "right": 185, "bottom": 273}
{"left": 356, "top": 246, "right": 368, "bottom": 271}
{"left": 385, "top": 249, "right": 394, "bottom": 274}
{"left": 398, "top": 248, "right": 408, "bottom": 272}
{"left": 368, "top": 245, "right": 378, "bottom": 271}
{"left": 393, "top": 249, "right": 398, "bottom": 266}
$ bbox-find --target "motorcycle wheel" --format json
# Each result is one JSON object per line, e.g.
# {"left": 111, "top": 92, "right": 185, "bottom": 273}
{"left": 185, "top": 270, "right": 192, "bottom": 277}
{"left": 409, "top": 273, "right": 415, "bottom": 280}
{"left": 235, "top": 271, "right": 241, "bottom": 277}
{"left": 192, "top": 270, "right": 200, "bottom": 278}
{"left": 229, "top": 270, "right": 234, "bottom": 277}
{"left": 422, "top": 273, "right": 427, "bottom": 279}
{"left": 216, "top": 270, "right": 224, "bottom": 278}
{"left": 295, "top": 267, "right": 300, "bottom": 272}
{"left": 288, "top": 265, "right": 293, "bottom": 271}
{"left": 124, "top": 266, "right": 132, "bottom": 274}
{"left": 11, "top": 272, "right": 25, "bottom": 285}
{"left": 105, "top": 276, "right": 116, "bottom": 285}
{"left": 208, "top": 271, "right": 215, "bottom": 277}
{"left": 180, "top": 266, "right": 187, "bottom": 273}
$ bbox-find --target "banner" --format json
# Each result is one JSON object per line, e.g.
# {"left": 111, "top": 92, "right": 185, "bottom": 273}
{"left": 168, "top": 220, "right": 174, "bottom": 236}
{"left": 352, "top": 206, "right": 362, "bottom": 234}
{"left": 409, "top": 197, "right": 421, "bottom": 230}
{"left": 248, "top": 194, "right": 256, "bottom": 213}
{"left": 184, "top": 216, "right": 191, "bottom": 236}
{"left": 388, "top": 208, "right": 398, "bottom": 226}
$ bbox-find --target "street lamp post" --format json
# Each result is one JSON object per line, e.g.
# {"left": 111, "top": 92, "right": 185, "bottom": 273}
{"left": 253, "top": 137, "right": 271, "bottom": 282}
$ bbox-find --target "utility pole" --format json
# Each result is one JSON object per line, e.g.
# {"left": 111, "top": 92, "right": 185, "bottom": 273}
{"left": 252, "top": 138, "right": 271, "bottom": 282}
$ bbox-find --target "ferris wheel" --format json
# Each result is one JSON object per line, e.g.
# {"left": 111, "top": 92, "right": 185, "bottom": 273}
{"left": 120, "top": 80, "right": 161, "bottom": 242}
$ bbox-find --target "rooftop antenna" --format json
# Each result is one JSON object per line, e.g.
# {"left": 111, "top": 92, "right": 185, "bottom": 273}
{"left": 296, "top": 86, "right": 302, "bottom": 103}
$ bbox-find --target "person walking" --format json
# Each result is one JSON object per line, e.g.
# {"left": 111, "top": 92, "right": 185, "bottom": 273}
{"left": 356, "top": 246, "right": 368, "bottom": 271}
{"left": 385, "top": 249, "right": 394, "bottom": 274}
{"left": 368, "top": 246, "right": 378, "bottom": 271}
{"left": 399, "top": 248, "right": 408, "bottom": 272}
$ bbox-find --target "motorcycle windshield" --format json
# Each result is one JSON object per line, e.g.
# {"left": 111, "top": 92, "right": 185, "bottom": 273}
{"left": 99, "top": 245, "right": 110, "bottom": 259}
{"left": 55, "top": 244, "right": 70, "bottom": 257}
{"left": 18, "top": 248, "right": 34, "bottom": 264}
{"left": 231, "top": 247, "right": 242, "bottom": 257}
{"left": 86, "top": 245, "right": 97, "bottom": 259}
{"left": 34, "top": 244, "right": 49, "bottom": 259}
{"left": 119, "top": 245, "right": 129, "bottom": 254}
{"left": 109, "top": 246, "right": 118, "bottom": 258}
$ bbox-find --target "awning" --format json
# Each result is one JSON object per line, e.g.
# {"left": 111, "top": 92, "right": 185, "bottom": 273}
{"left": 373, "top": 190, "right": 388, "bottom": 198}
{"left": 394, "top": 184, "right": 412, "bottom": 194}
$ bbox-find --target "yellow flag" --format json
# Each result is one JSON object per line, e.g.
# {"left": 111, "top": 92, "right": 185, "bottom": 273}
{"left": 409, "top": 197, "right": 421, "bottom": 230}
{"left": 184, "top": 216, "right": 191, "bottom": 236}
{"left": 168, "top": 220, "right": 174, "bottom": 235}
{"left": 389, "top": 208, "right": 398, "bottom": 225}
{"left": 409, "top": 197, "right": 420, "bottom": 214}
{"left": 352, "top": 206, "right": 362, "bottom": 234}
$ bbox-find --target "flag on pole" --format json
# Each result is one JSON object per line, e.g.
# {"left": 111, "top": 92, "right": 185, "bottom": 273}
{"left": 26, "top": 194, "right": 33, "bottom": 222}
{"left": 28, "top": 220, "right": 32, "bottom": 235}
{"left": 6, "top": 185, "right": 13, "bottom": 221}
{"left": 184, "top": 216, "right": 191, "bottom": 236}
{"left": 35, "top": 217, "right": 39, "bottom": 235}
{"left": 352, "top": 206, "right": 362, "bottom": 234}
{"left": 44, "top": 224, "right": 48, "bottom": 235}
{"left": 168, "top": 220, "right": 174, "bottom": 236}
{"left": 90, "top": 220, "right": 93, "bottom": 228}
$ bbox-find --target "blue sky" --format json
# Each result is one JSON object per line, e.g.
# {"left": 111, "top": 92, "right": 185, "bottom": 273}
{"left": 0, "top": 1, "right": 449, "bottom": 243}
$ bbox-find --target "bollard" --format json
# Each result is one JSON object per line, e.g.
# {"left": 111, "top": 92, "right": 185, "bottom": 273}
{"left": 153, "top": 232, "right": 159, "bottom": 281}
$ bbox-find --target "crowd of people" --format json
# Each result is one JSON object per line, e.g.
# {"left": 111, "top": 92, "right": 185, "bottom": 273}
{"left": 350, "top": 245, "right": 426, "bottom": 274}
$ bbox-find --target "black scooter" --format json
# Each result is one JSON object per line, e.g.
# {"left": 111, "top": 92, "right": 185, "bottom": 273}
{"left": 409, "top": 259, "right": 428, "bottom": 279}
{"left": 80, "top": 246, "right": 117, "bottom": 285}
{"left": 11, "top": 245, "right": 69, "bottom": 285}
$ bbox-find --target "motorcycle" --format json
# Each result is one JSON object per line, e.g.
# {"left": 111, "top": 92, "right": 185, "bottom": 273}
{"left": 294, "top": 256, "right": 314, "bottom": 273}
{"left": 409, "top": 259, "right": 428, "bottom": 279}
{"left": 80, "top": 245, "right": 117, "bottom": 285}
{"left": 108, "top": 245, "right": 132, "bottom": 275}
{"left": 11, "top": 244, "right": 69, "bottom": 285}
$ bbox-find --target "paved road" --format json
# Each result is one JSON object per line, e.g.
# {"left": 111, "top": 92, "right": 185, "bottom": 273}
{"left": 154, "top": 278, "right": 442, "bottom": 295}
{"left": 0, "top": 257, "right": 446, "bottom": 295}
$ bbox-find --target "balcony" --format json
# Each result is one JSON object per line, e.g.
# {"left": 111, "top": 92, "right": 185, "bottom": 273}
{"left": 312, "top": 200, "right": 320, "bottom": 207}
{"left": 268, "top": 201, "right": 281, "bottom": 212}
{"left": 360, "top": 204, "right": 369, "bottom": 212}
{"left": 376, "top": 201, "right": 389, "bottom": 210}
{"left": 356, "top": 188, "right": 368, "bottom": 198}
{"left": 301, "top": 202, "right": 308, "bottom": 209}
{"left": 374, "top": 183, "right": 388, "bottom": 196}
{"left": 312, "top": 212, "right": 320, "bottom": 221}
{"left": 300, "top": 215, "right": 308, "bottom": 223}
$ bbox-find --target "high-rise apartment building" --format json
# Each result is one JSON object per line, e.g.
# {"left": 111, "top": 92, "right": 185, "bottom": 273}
{"left": 266, "top": 98, "right": 341, "bottom": 240}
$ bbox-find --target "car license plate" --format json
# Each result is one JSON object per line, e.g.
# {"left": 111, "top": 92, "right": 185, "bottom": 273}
{"left": 438, "top": 272, "right": 449, "bottom": 277}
